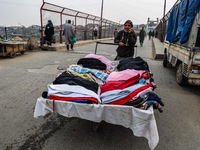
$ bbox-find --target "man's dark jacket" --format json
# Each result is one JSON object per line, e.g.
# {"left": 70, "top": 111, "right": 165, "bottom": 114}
{"left": 114, "top": 30, "right": 137, "bottom": 57}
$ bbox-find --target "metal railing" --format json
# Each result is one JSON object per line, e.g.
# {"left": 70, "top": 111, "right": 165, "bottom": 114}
{"left": 40, "top": 1, "right": 119, "bottom": 46}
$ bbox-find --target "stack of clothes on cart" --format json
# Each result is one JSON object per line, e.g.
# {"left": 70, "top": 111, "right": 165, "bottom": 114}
{"left": 42, "top": 54, "right": 164, "bottom": 112}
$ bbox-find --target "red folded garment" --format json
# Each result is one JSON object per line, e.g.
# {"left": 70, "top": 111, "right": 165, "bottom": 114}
{"left": 48, "top": 95, "right": 99, "bottom": 112}
{"left": 110, "top": 83, "right": 153, "bottom": 105}
{"left": 49, "top": 95, "right": 98, "bottom": 103}
{"left": 100, "top": 74, "right": 140, "bottom": 94}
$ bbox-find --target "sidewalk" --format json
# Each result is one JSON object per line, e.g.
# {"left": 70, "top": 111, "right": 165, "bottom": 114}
{"left": 152, "top": 38, "right": 164, "bottom": 59}
{"left": 41, "top": 38, "right": 114, "bottom": 51}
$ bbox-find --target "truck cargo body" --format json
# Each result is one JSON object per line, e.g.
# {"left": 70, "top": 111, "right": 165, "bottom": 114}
{"left": 163, "top": 0, "right": 200, "bottom": 85}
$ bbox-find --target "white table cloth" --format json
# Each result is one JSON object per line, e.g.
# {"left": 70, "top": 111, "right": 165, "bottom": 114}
{"left": 34, "top": 97, "right": 159, "bottom": 150}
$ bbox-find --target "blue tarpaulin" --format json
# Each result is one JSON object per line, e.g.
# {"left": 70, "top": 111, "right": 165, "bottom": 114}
{"left": 166, "top": 5, "right": 177, "bottom": 42}
{"left": 175, "top": 0, "right": 189, "bottom": 41}
{"left": 166, "top": 0, "right": 200, "bottom": 44}
{"left": 171, "top": 3, "right": 181, "bottom": 43}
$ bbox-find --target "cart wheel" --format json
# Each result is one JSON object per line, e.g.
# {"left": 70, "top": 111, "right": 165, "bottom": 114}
{"left": 10, "top": 52, "right": 16, "bottom": 58}
{"left": 176, "top": 63, "right": 187, "bottom": 86}
{"left": 20, "top": 51, "right": 25, "bottom": 55}
{"left": 92, "top": 122, "right": 100, "bottom": 132}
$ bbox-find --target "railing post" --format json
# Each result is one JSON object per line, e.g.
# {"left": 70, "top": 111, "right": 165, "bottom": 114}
{"left": 60, "top": 8, "right": 64, "bottom": 43}
{"left": 85, "top": 15, "right": 89, "bottom": 40}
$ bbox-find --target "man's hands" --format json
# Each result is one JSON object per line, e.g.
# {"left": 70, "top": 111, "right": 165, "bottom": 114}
{"left": 129, "top": 27, "right": 134, "bottom": 33}
{"left": 119, "top": 42, "right": 124, "bottom": 46}
{"left": 119, "top": 27, "right": 134, "bottom": 46}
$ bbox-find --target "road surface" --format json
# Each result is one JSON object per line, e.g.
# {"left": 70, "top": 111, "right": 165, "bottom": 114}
{"left": 0, "top": 37, "right": 200, "bottom": 150}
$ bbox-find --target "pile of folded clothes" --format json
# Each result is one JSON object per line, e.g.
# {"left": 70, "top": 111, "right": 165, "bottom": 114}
{"left": 41, "top": 54, "right": 164, "bottom": 112}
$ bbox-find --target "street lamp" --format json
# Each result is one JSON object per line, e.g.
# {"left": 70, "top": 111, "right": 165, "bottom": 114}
{"left": 5, "top": 27, "right": 7, "bottom": 40}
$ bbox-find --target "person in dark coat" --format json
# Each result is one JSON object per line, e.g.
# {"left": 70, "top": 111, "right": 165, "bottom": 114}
{"left": 148, "top": 30, "right": 152, "bottom": 40}
{"left": 139, "top": 26, "right": 146, "bottom": 46}
{"left": 44, "top": 20, "right": 54, "bottom": 45}
{"left": 154, "top": 30, "right": 158, "bottom": 38}
{"left": 151, "top": 30, "right": 154, "bottom": 38}
{"left": 114, "top": 20, "right": 137, "bottom": 60}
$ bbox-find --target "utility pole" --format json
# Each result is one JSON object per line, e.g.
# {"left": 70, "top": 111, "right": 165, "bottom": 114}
{"left": 161, "top": 0, "right": 167, "bottom": 42}
{"left": 163, "top": 0, "right": 166, "bottom": 17}
{"left": 5, "top": 27, "right": 7, "bottom": 40}
{"left": 99, "top": 0, "right": 104, "bottom": 39}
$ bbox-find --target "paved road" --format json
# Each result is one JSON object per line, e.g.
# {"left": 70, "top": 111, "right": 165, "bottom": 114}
{"left": 0, "top": 37, "right": 200, "bottom": 150}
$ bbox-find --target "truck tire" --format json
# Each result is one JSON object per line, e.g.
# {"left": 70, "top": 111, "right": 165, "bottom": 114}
{"left": 20, "top": 51, "right": 25, "bottom": 55}
{"left": 176, "top": 63, "right": 187, "bottom": 86}
{"left": 10, "top": 52, "right": 16, "bottom": 58}
{"left": 163, "top": 53, "right": 168, "bottom": 67}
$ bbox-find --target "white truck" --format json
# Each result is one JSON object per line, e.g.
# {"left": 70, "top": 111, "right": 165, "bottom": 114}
{"left": 163, "top": 0, "right": 200, "bottom": 86}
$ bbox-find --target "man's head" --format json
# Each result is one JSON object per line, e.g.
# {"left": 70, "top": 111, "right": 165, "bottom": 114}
{"left": 68, "top": 20, "right": 71, "bottom": 24}
{"left": 142, "top": 26, "right": 144, "bottom": 30}
{"left": 124, "top": 20, "right": 133, "bottom": 32}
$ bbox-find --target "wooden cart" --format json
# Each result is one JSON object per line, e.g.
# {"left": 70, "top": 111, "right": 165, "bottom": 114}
{"left": 0, "top": 41, "right": 26, "bottom": 58}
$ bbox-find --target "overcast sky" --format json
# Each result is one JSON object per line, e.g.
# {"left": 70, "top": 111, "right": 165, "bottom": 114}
{"left": 0, "top": 0, "right": 178, "bottom": 27}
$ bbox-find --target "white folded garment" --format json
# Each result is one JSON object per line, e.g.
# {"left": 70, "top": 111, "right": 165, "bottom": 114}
{"left": 48, "top": 84, "right": 101, "bottom": 103}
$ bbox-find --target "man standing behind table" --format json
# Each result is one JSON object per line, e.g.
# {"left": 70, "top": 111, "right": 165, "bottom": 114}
{"left": 63, "top": 20, "right": 75, "bottom": 51}
{"left": 114, "top": 20, "right": 137, "bottom": 60}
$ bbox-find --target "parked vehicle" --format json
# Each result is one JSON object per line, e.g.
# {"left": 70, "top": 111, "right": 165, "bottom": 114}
{"left": 163, "top": 0, "right": 200, "bottom": 86}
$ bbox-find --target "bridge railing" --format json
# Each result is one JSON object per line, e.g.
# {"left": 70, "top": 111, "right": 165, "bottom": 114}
{"left": 40, "top": 2, "right": 119, "bottom": 45}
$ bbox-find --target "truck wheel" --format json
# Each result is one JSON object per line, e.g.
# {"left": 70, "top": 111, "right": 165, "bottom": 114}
{"left": 176, "top": 63, "right": 187, "bottom": 86}
{"left": 163, "top": 53, "right": 168, "bottom": 67}
{"left": 20, "top": 51, "right": 25, "bottom": 55}
{"left": 10, "top": 52, "right": 16, "bottom": 58}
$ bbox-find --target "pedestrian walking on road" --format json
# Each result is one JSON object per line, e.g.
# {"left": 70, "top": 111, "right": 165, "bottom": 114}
{"left": 93, "top": 25, "right": 98, "bottom": 40}
{"left": 114, "top": 28, "right": 118, "bottom": 38}
{"left": 154, "top": 30, "right": 158, "bottom": 38}
{"left": 63, "top": 20, "right": 75, "bottom": 51}
{"left": 148, "top": 30, "right": 152, "bottom": 40}
{"left": 152, "top": 30, "right": 154, "bottom": 38}
{"left": 114, "top": 20, "right": 137, "bottom": 60}
{"left": 139, "top": 26, "right": 146, "bottom": 46}
{"left": 44, "top": 20, "right": 54, "bottom": 46}
{"left": 114, "top": 28, "right": 119, "bottom": 42}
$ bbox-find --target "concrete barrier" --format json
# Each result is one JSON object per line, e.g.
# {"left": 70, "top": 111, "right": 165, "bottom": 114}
{"left": 152, "top": 38, "right": 164, "bottom": 59}
{"left": 41, "top": 38, "right": 114, "bottom": 51}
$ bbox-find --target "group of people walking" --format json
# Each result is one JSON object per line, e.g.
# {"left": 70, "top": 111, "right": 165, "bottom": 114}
{"left": 148, "top": 30, "right": 158, "bottom": 40}
{"left": 138, "top": 28, "right": 158, "bottom": 46}
{"left": 44, "top": 19, "right": 75, "bottom": 51}
{"left": 44, "top": 19, "right": 100, "bottom": 51}
{"left": 44, "top": 19, "right": 158, "bottom": 62}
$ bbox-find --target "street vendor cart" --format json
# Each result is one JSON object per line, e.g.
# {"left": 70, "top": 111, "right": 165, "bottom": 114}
{"left": 34, "top": 42, "right": 163, "bottom": 150}
{"left": 0, "top": 41, "right": 26, "bottom": 58}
